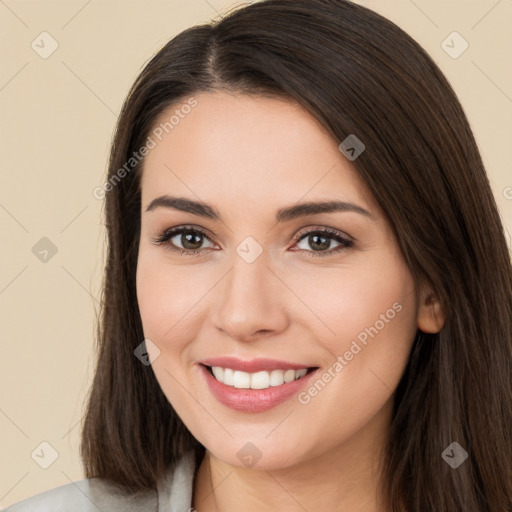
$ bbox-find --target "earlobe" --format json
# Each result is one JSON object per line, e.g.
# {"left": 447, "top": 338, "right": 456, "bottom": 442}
{"left": 417, "top": 288, "right": 445, "bottom": 334}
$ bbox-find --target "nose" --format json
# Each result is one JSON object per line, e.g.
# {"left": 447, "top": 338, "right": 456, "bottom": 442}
{"left": 213, "top": 253, "right": 289, "bottom": 342}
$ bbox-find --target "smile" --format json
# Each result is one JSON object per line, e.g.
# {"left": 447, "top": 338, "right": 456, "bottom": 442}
{"left": 198, "top": 361, "right": 320, "bottom": 413}
{"left": 206, "top": 365, "right": 312, "bottom": 389}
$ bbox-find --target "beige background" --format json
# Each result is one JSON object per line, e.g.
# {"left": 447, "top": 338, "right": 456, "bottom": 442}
{"left": 1, "top": 0, "right": 511, "bottom": 507}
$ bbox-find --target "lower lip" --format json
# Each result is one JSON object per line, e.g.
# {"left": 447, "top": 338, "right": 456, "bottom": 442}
{"left": 199, "top": 364, "right": 319, "bottom": 413}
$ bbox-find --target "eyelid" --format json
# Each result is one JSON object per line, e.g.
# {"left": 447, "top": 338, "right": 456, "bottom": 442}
{"left": 293, "top": 226, "right": 354, "bottom": 244}
{"left": 151, "top": 225, "right": 219, "bottom": 255}
{"left": 290, "top": 226, "right": 354, "bottom": 257}
{"left": 151, "top": 224, "right": 354, "bottom": 257}
{"left": 153, "top": 224, "right": 218, "bottom": 244}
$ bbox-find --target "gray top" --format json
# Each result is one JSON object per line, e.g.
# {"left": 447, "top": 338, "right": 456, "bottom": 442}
{"left": 4, "top": 450, "right": 197, "bottom": 512}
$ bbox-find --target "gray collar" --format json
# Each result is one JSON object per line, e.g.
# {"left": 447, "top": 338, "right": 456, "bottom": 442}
{"left": 157, "top": 450, "right": 198, "bottom": 512}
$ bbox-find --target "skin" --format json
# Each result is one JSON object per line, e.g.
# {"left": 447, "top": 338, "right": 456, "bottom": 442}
{"left": 136, "top": 91, "right": 444, "bottom": 512}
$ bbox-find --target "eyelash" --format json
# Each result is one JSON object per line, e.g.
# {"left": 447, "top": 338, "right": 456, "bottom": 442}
{"left": 151, "top": 225, "right": 354, "bottom": 258}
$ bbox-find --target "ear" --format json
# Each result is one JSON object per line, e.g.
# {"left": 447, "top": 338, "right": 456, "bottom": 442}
{"left": 417, "top": 281, "right": 445, "bottom": 333}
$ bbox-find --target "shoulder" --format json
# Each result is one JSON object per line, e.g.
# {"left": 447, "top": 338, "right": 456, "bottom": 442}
{"left": 3, "top": 477, "right": 158, "bottom": 512}
{"left": 4, "top": 449, "right": 199, "bottom": 512}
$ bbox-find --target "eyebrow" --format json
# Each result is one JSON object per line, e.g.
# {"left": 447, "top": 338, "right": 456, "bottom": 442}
{"left": 145, "top": 195, "right": 374, "bottom": 222}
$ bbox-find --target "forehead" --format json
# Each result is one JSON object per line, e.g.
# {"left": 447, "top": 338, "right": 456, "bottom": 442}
{"left": 140, "top": 91, "right": 377, "bottom": 214}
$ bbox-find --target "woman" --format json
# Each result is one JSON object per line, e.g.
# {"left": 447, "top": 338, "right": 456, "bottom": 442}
{"left": 7, "top": 0, "right": 511, "bottom": 511}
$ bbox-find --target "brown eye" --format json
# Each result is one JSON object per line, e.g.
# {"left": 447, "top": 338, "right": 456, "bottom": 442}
{"left": 292, "top": 228, "right": 354, "bottom": 257}
{"left": 152, "top": 226, "right": 216, "bottom": 255}
{"left": 176, "top": 230, "right": 205, "bottom": 250}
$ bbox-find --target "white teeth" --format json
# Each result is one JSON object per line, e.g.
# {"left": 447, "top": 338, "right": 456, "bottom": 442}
{"left": 223, "top": 368, "right": 234, "bottom": 386}
{"left": 211, "top": 366, "right": 224, "bottom": 381}
{"left": 209, "top": 366, "right": 309, "bottom": 389}
{"left": 269, "top": 369, "right": 284, "bottom": 387}
{"left": 250, "top": 371, "right": 270, "bottom": 389}
{"left": 233, "top": 370, "right": 251, "bottom": 389}
{"left": 284, "top": 369, "right": 296, "bottom": 383}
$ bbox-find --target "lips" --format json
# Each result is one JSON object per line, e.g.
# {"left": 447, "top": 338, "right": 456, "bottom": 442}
{"left": 197, "top": 356, "right": 320, "bottom": 412}
{"left": 199, "top": 356, "right": 316, "bottom": 373}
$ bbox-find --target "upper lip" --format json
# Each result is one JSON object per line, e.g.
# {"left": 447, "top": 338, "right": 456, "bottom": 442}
{"left": 200, "top": 356, "right": 317, "bottom": 373}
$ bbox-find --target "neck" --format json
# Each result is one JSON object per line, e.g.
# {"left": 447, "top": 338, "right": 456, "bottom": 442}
{"left": 192, "top": 402, "right": 393, "bottom": 512}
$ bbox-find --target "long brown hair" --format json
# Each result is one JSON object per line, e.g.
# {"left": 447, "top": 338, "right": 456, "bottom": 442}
{"left": 80, "top": 1, "right": 512, "bottom": 510}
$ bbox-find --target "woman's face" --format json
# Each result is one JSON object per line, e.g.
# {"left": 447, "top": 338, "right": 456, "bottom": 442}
{"left": 136, "top": 91, "right": 430, "bottom": 470}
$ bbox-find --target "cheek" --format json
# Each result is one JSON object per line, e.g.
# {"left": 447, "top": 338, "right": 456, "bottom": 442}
{"left": 136, "top": 261, "right": 169, "bottom": 340}
{"left": 285, "top": 257, "right": 418, "bottom": 448}
{"left": 136, "top": 249, "right": 209, "bottom": 342}
{"left": 283, "top": 253, "right": 419, "bottom": 424}
{"left": 135, "top": 254, "right": 201, "bottom": 409}
{"left": 330, "top": 271, "right": 417, "bottom": 402}
{"left": 286, "top": 256, "right": 417, "bottom": 353}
